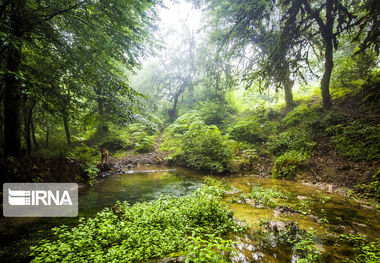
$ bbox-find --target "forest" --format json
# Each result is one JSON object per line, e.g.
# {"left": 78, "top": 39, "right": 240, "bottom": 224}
{"left": 0, "top": 0, "right": 379, "bottom": 262}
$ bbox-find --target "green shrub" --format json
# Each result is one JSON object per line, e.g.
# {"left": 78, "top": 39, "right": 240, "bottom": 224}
{"left": 99, "top": 137, "right": 132, "bottom": 151}
{"left": 185, "top": 234, "right": 236, "bottom": 263}
{"left": 30, "top": 185, "right": 241, "bottom": 262}
{"left": 126, "top": 124, "right": 157, "bottom": 154}
{"left": 267, "top": 129, "right": 316, "bottom": 156}
{"left": 353, "top": 168, "right": 380, "bottom": 201}
{"left": 228, "top": 117, "right": 265, "bottom": 144}
{"left": 243, "top": 186, "right": 287, "bottom": 207}
{"left": 326, "top": 121, "right": 380, "bottom": 161}
{"left": 337, "top": 234, "right": 380, "bottom": 263}
{"left": 127, "top": 122, "right": 158, "bottom": 136}
{"left": 134, "top": 135, "right": 156, "bottom": 153}
{"left": 287, "top": 231, "right": 321, "bottom": 263}
{"left": 197, "top": 100, "right": 235, "bottom": 127}
{"left": 67, "top": 143, "right": 99, "bottom": 165}
{"left": 282, "top": 103, "right": 313, "bottom": 127}
{"left": 162, "top": 114, "right": 235, "bottom": 173}
{"left": 272, "top": 150, "right": 308, "bottom": 178}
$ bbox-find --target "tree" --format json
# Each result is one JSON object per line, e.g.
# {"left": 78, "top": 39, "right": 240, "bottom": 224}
{"left": 139, "top": 25, "right": 199, "bottom": 122}
{"left": 278, "top": 0, "right": 379, "bottom": 109}
{"left": 204, "top": 0, "right": 299, "bottom": 110}
{"left": 200, "top": 0, "right": 379, "bottom": 110}
{"left": 0, "top": 0, "right": 161, "bottom": 156}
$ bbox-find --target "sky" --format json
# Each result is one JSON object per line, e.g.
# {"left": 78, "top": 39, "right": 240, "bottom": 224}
{"left": 143, "top": 0, "right": 204, "bottom": 64}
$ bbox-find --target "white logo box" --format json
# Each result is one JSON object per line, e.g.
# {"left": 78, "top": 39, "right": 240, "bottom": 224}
{"left": 3, "top": 183, "right": 78, "bottom": 217}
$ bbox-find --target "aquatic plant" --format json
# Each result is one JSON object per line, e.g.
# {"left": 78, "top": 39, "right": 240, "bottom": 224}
{"left": 30, "top": 185, "right": 241, "bottom": 262}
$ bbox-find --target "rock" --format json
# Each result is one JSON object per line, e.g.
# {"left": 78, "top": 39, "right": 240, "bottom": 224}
{"left": 333, "top": 225, "right": 345, "bottom": 233}
{"left": 264, "top": 220, "right": 299, "bottom": 234}
{"left": 274, "top": 205, "right": 302, "bottom": 215}
{"left": 297, "top": 195, "right": 308, "bottom": 200}
{"left": 238, "top": 198, "right": 254, "bottom": 204}
{"left": 353, "top": 222, "right": 367, "bottom": 227}
{"left": 224, "top": 187, "right": 241, "bottom": 195}
{"left": 308, "top": 214, "right": 320, "bottom": 223}
{"left": 234, "top": 216, "right": 248, "bottom": 228}
{"left": 149, "top": 256, "right": 185, "bottom": 263}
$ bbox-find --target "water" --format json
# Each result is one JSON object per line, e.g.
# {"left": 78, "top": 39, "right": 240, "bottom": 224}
{"left": 1, "top": 167, "right": 379, "bottom": 262}
{"left": 0, "top": 166, "right": 204, "bottom": 238}
{"left": 223, "top": 176, "right": 380, "bottom": 262}
{"left": 78, "top": 166, "right": 203, "bottom": 210}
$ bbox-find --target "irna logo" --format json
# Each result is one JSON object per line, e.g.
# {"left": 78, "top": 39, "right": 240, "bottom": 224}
{"left": 8, "top": 189, "right": 73, "bottom": 206}
{"left": 3, "top": 183, "right": 78, "bottom": 217}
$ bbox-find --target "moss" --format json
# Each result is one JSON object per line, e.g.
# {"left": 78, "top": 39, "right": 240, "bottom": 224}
{"left": 282, "top": 103, "right": 322, "bottom": 127}
{"left": 272, "top": 150, "right": 309, "bottom": 178}
{"left": 326, "top": 121, "right": 380, "bottom": 161}
{"left": 267, "top": 129, "right": 316, "bottom": 157}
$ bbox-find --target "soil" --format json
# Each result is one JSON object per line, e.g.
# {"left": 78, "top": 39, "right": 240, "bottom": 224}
{"left": 0, "top": 157, "right": 85, "bottom": 185}
{"left": 303, "top": 136, "right": 377, "bottom": 188}
{"left": 103, "top": 133, "right": 167, "bottom": 173}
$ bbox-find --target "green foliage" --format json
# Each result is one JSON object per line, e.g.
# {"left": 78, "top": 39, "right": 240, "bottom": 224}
{"left": 286, "top": 232, "right": 321, "bottom": 263}
{"left": 96, "top": 122, "right": 159, "bottom": 155}
{"left": 67, "top": 143, "right": 99, "bottom": 165}
{"left": 228, "top": 117, "right": 265, "bottom": 144}
{"left": 185, "top": 234, "right": 236, "bottom": 263}
{"left": 243, "top": 186, "right": 287, "bottom": 207}
{"left": 267, "top": 129, "right": 316, "bottom": 157}
{"left": 327, "top": 121, "right": 380, "bottom": 161}
{"left": 352, "top": 168, "right": 380, "bottom": 201}
{"left": 272, "top": 150, "right": 309, "bottom": 178}
{"left": 332, "top": 50, "right": 377, "bottom": 99}
{"left": 197, "top": 100, "right": 235, "bottom": 127}
{"left": 283, "top": 104, "right": 314, "bottom": 127}
{"left": 338, "top": 234, "right": 380, "bottom": 263}
{"left": 84, "top": 164, "right": 100, "bottom": 186}
{"left": 99, "top": 137, "right": 132, "bottom": 152}
{"left": 233, "top": 147, "right": 259, "bottom": 172}
{"left": 203, "top": 176, "right": 228, "bottom": 194}
{"left": 30, "top": 185, "right": 241, "bottom": 262}
{"left": 161, "top": 113, "right": 234, "bottom": 173}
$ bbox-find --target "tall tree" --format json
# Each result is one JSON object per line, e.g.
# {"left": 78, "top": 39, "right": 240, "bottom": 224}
{"left": 278, "top": 0, "right": 379, "bottom": 109}
{"left": 0, "top": 0, "right": 161, "bottom": 156}
{"left": 204, "top": 0, "right": 300, "bottom": 110}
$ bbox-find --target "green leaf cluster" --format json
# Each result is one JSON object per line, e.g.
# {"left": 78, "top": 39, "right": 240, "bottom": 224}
{"left": 30, "top": 184, "right": 241, "bottom": 262}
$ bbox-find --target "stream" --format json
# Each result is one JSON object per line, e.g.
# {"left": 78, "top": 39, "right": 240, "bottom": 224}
{"left": 1, "top": 166, "right": 379, "bottom": 262}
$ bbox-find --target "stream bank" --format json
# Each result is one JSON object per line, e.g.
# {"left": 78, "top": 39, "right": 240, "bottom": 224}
{"left": 1, "top": 167, "right": 379, "bottom": 262}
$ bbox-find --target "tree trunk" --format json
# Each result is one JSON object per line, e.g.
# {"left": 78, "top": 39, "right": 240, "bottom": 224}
{"left": 4, "top": 0, "right": 25, "bottom": 157}
{"left": 94, "top": 86, "right": 109, "bottom": 136}
{"left": 45, "top": 126, "right": 49, "bottom": 147}
{"left": 63, "top": 113, "right": 71, "bottom": 145}
{"left": 320, "top": 0, "right": 334, "bottom": 110}
{"left": 31, "top": 114, "right": 38, "bottom": 149}
{"left": 283, "top": 78, "right": 295, "bottom": 110}
{"left": 23, "top": 100, "right": 31, "bottom": 156}
{"left": 321, "top": 40, "right": 333, "bottom": 110}
{"left": 169, "top": 95, "right": 179, "bottom": 122}
{"left": 0, "top": 97, "right": 4, "bottom": 156}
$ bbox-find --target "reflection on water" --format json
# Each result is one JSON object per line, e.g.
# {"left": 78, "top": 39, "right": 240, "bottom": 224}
{"left": 79, "top": 167, "right": 203, "bottom": 211}
{"left": 0, "top": 166, "right": 204, "bottom": 238}
{"left": 1, "top": 167, "right": 379, "bottom": 263}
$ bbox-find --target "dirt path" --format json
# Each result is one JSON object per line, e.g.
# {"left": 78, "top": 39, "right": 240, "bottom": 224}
{"left": 105, "top": 133, "right": 167, "bottom": 173}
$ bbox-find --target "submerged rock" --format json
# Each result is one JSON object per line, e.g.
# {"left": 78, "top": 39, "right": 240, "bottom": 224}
{"left": 149, "top": 256, "right": 185, "bottom": 263}
{"left": 274, "top": 205, "right": 303, "bottom": 215}
{"left": 263, "top": 220, "right": 299, "bottom": 234}
{"left": 231, "top": 235, "right": 264, "bottom": 263}
{"left": 234, "top": 216, "right": 248, "bottom": 228}
{"left": 308, "top": 214, "right": 320, "bottom": 223}
{"left": 224, "top": 187, "right": 241, "bottom": 195}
